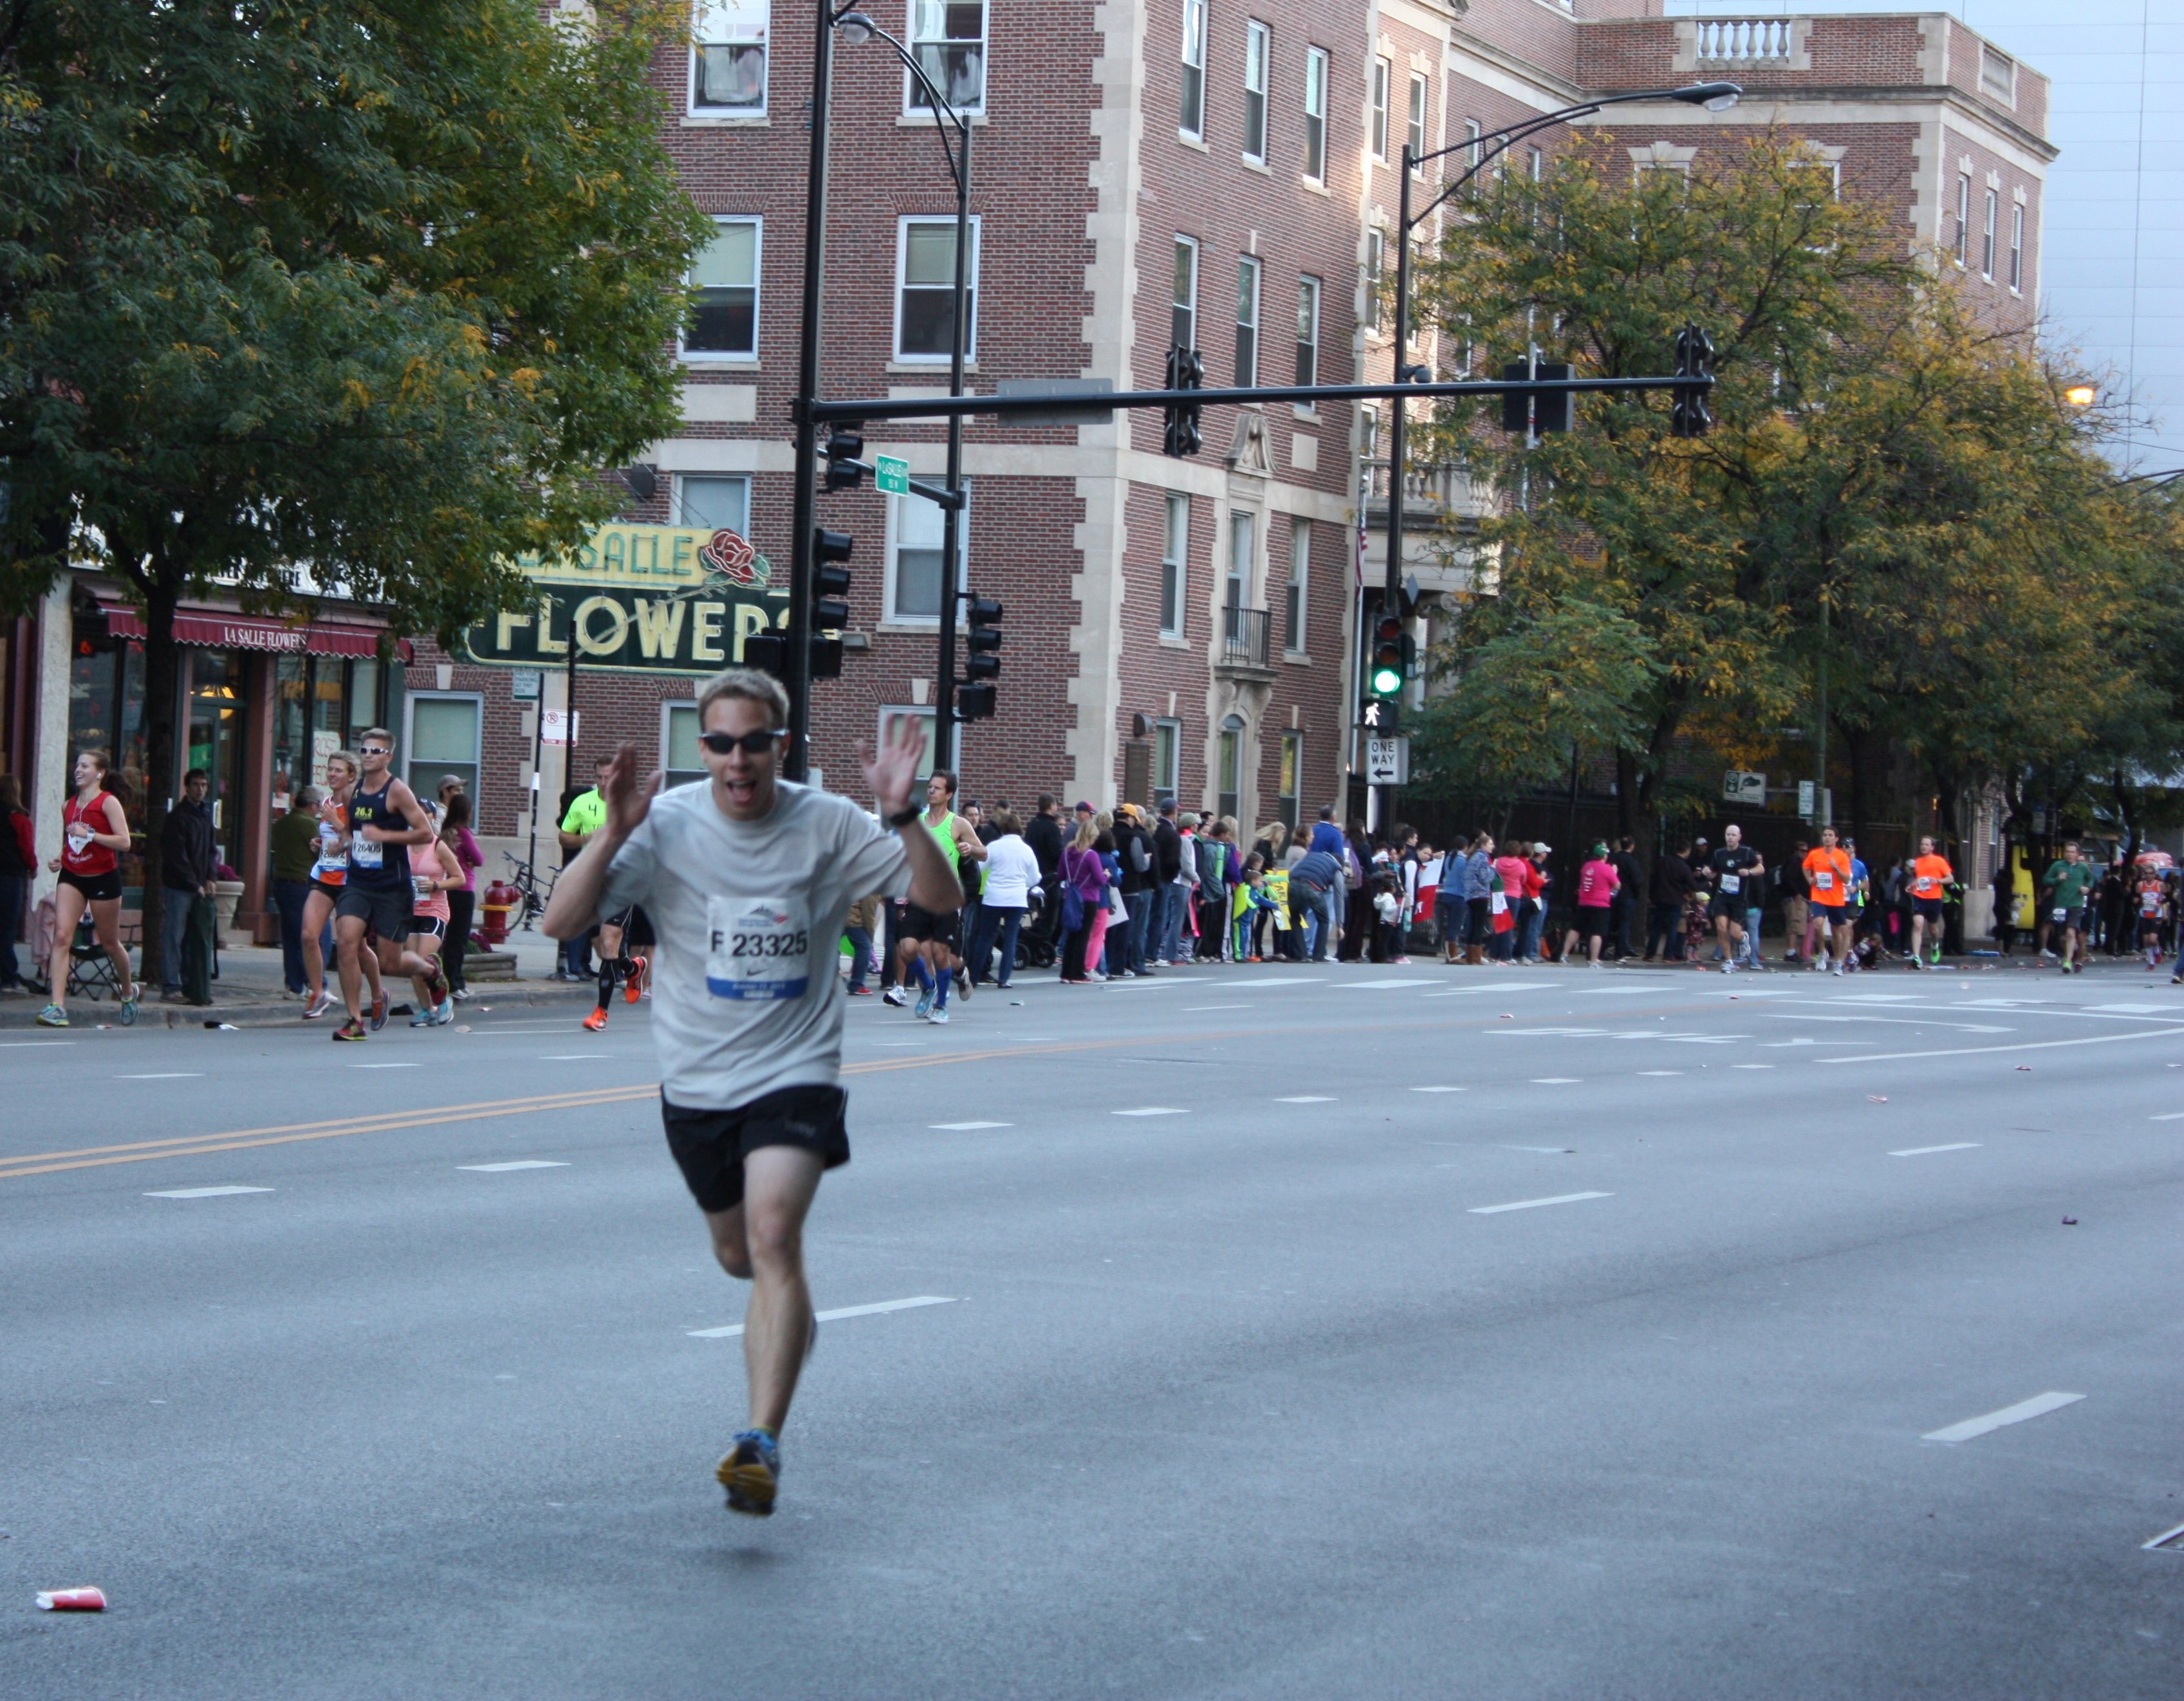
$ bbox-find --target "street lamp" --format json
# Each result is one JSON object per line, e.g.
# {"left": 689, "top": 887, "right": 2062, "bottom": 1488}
{"left": 832, "top": 9, "right": 976, "bottom": 773}
{"left": 1374, "top": 80, "right": 1741, "bottom": 800}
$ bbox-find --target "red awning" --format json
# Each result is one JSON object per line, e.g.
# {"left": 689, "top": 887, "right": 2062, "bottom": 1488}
{"left": 97, "top": 601, "right": 403, "bottom": 660}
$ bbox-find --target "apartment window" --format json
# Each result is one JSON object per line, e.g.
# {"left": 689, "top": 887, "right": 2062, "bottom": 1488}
{"left": 886, "top": 486, "right": 968, "bottom": 621}
{"left": 1369, "top": 57, "right": 1390, "bottom": 163}
{"left": 676, "top": 474, "right": 750, "bottom": 533}
{"left": 2009, "top": 201, "right": 2024, "bottom": 290}
{"left": 1242, "top": 21, "right": 1270, "bottom": 163}
{"left": 403, "top": 694, "right": 482, "bottom": 805}
{"left": 1981, "top": 188, "right": 1997, "bottom": 279}
{"left": 1234, "top": 255, "right": 1261, "bottom": 387}
{"left": 908, "top": 0, "right": 985, "bottom": 112}
{"left": 685, "top": 217, "right": 760, "bottom": 358}
{"left": 1160, "top": 493, "right": 1189, "bottom": 637}
{"left": 1226, "top": 510, "right": 1254, "bottom": 616}
{"left": 1172, "top": 236, "right": 1198, "bottom": 351}
{"left": 894, "top": 216, "right": 979, "bottom": 360}
{"left": 1954, "top": 173, "right": 1971, "bottom": 266}
{"left": 1277, "top": 731, "right": 1302, "bottom": 831}
{"left": 1407, "top": 73, "right": 1427, "bottom": 172}
{"left": 1294, "top": 276, "right": 1319, "bottom": 387}
{"left": 1364, "top": 228, "right": 1385, "bottom": 333}
{"left": 1284, "top": 518, "right": 1309, "bottom": 652}
{"left": 879, "top": 708, "right": 939, "bottom": 782}
{"left": 1359, "top": 403, "right": 1378, "bottom": 461}
{"left": 1302, "top": 47, "right": 1328, "bottom": 183}
{"left": 1217, "top": 715, "right": 1244, "bottom": 821}
{"left": 690, "top": 0, "right": 768, "bottom": 114}
{"left": 1180, "top": 0, "right": 1207, "bottom": 138}
{"left": 662, "top": 701, "right": 706, "bottom": 791}
{"left": 1153, "top": 718, "right": 1182, "bottom": 802}
{"left": 1465, "top": 116, "right": 1481, "bottom": 167}
{"left": 1528, "top": 145, "right": 1543, "bottom": 181}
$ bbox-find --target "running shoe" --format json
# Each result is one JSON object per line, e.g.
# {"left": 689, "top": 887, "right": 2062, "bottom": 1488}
{"left": 433, "top": 997, "right": 454, "bottom": 1025}
{"left": 928, "top": 1006, "right": 950, "bottom": 1024}
{"left": 914, "top": 986, "right": 934, "bottom": 1020}
{"left": 368, "top": 991, "right": 389, "bottom": 1033}
{"left": 409, "top": 1006, "right": 434, "bottom": 1027}
{"left": 333, "top": 1018, "right": 368, "bottom": 1042}
{"left": 118, "top": 991, "right": 138, "bottom": 1025}
{"left": 422, "top": 963, "right": 450, "bottom": 1007}
{"left": 955, "top": 966, "right": 972, "bottom": 1000}
{"left": 304, "top": 990, "right": 338, "bottom": 1019}
{"left": 716, "top": 1430, "right": 779, "bottom": 1516}
{"left": 883, "top": 986, "right": 909, "bottom": 1008}
{"left": 848, "top": 985, "right": 875, "bottom": 996}
{"left": 582, "top": 1007, "right": 608, "bottom": 1032}
{"left": 35, "top": 1004, "right": 66, "bottom": 1028}
{"left": 625, "top": 955, "right": 647, "bottom": 1004}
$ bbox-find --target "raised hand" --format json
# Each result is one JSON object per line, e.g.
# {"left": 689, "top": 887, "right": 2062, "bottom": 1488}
{"left": 600, "top": 741, "right": 661, "bottom": 840}
{"left": 856, "top": 717, "right": 929, "bottom": 819}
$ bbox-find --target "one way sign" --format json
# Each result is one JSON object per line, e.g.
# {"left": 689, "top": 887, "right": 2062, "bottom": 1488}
{"left": 1365, "top": 735, "right": 1409, "bottom": 786}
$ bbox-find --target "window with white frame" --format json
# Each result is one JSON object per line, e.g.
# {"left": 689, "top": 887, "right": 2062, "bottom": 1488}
{"left": 685, "top": 217, "right": 760, "bottom": 358}
{"left": 2009, "top": 201, "right": 2024, "bottom": 290}
{"left": 1161, "top": 493, "right": 1189, "bottom": 637}
{"left": 691, "top": 0, "right": 768, "bottom": 114}
{"left": 1981, "top": 188, "right": 1997, "bottom": 279}
{"left": 1954, "top": 172, "right": 1971, "bottom": 265}
{"left": 662, "top": 701, "right": 707, "bottom": 791}
{"left": 1217, "top": 714, "right": 1244, "bottom": 820}
{"left": 880, "top": 707, "right": 939, "bottom": 782}
{"left": 1226, "top": 510, "right": 1254, "bottom": 620}
{"left": 1407, "top": 73, "right": 1427, "bottom": 172}
{"left": 1465, "top": 116, "right": 1481, "bottom": 167}
{"left": 908, "top": 0, "right": 985, "bottom": 112}
{"left": 1369, "top": 57, "right": 1390, "bottom": 163}
{"left": 1364, "top": 227, "right": 1385, "bottom": 333}
{"left": 1277, "top": 730, "right": 1301, "bottom": 830}
{"left": 1180, "top": 0, "right": 1207, "bottom": 138}
{"left": 1241, "top": 20, "right": 1270, "bottom": 163}
{"left": 1153, "top": 717, "right": 1182, "bottom": 801}
{"left": 1285, "top": 517, "right": 1309, "bottom": 652}
{"left": 1359, "top": 403, "right": 1378, "bottom": 461}
{"left": 1301, "top": 47, "right": 1328, "bottom": 184}
{"left": 403, "top": 693, "right": 482, "bottom": 805}
{"left": 894, "top": 216, "right": 979, "bottom": 360}
{"left": 886, "top": 485, "right": 968, "bottom": 621}
{"left": 1172, "top": 235, "right": 1198, "bottom": 351}
{"left": 1528, "top": 145, "right": 1542, "bottom": 181}
{"left": 1294, "top": 275, "right": 1319, "bottom": 388}
{"left": 1234, "top": 255, "right": 1261, "bottom": 387}
{"left": 676, "top": 474, "right": 751, "bottom": 533}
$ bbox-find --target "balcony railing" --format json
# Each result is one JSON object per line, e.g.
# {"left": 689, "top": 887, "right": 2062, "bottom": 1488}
{"left": 1694, "top": 18, "right": 1796, "bottom": 62}
{"left": 1364, "top": 459, "right": 1478, "bottom": 516}
{"left": 1220, "top": 605, "right": 1272, "bottom": 670}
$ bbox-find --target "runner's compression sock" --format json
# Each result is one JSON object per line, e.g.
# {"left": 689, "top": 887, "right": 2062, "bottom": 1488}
{"left": 909, "top": 958, "right": 934, "bottom": 992}
{"left": 933, "top": 972, "right": 949, "bottom": 1009}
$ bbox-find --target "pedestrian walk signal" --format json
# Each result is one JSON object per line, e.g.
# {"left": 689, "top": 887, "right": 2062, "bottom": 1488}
{"left": 811, "top": 527, "right": 853, "bottom": 679}
{"left": 1672, "top": 325, "right": 1715, "bottom": 439}
{"left": 958, "top": 594, "right": 1001, "bottom": 720}
{"left": 1367, "top": 613, "right": 1410, "bottom": 699}
{"left": 1163, "top": 345, "right": 1204, "bottom": 457}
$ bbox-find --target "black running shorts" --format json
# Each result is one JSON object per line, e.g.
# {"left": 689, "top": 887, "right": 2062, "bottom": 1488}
{"left": 899, "top": 902, "right": 960, "bottom": 948}
{"left": 662, "top": 1084, "right": 851, "bottom": 1215}
{"left": 1911, "top": 897, "right": 1944, "bottom": 922}
{"left": 58, "top": 868, "right": 123, "bottom": 903}
{"left": 335, "top": 883, "right": 411, "bottom": 941}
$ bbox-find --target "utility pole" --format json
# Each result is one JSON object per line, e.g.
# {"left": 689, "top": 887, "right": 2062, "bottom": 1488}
{"left": 934, "top": 129, "right": 972, "bottom": 773}
{"left": 782, "top": 0, "right": 835, "bottom": 782}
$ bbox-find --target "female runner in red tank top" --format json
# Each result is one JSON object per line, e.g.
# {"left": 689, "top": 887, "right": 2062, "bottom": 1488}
{"left": 41, "top": 749, "right": 139, "bottom": 1027}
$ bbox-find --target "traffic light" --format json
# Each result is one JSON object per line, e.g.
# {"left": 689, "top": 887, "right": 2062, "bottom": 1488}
{"left": 73, "top": 600, "right": 116, "bottom": 658}
{"left": 958, "top": 594, "right": 1001, "bottom": 720}
{"left": 1367, "top": 612, "right": 1410, "bottom": 699}
{"left": 1672, "top": 324, "right": 1715, "bottom": 439}
{"left": 810, "top": 526, "right": 852, "bottom": 679}
{"left": 1501, "top": 359, "right": 1572, "bottom": 434}
{"left": 824, "top": 427, "right": 865, "bottom": 492}
{"left": 1162, "top": 345, "right": 1204, "bottom": 457}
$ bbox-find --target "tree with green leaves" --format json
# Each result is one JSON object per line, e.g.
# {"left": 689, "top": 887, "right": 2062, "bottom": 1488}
{"left": 0, "top": 0, "right": 707, "bottom": 952}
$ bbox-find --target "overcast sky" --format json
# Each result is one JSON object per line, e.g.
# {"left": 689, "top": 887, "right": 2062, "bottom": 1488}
{"left": 1667, "top": 1, "right": 2182, "bottom": 474}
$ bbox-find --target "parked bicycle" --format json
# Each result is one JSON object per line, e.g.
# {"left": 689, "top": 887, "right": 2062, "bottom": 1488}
{"left": 503, "top": 852, "right": 556, "bottom": 930}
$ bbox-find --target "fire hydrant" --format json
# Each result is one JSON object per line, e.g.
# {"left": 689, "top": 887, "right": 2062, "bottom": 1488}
{"left": 479, "top": 877, "right": 518, "bottom": 947}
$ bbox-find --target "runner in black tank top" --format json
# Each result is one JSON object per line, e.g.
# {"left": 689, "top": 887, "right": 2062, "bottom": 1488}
{"left": 329, "top": 731, "right": 450, "bottom": 1040}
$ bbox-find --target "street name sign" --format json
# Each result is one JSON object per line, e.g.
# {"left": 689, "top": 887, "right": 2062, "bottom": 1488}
{"left": 874, "top": 455, "right": 911, "bottom": 494}
{"left": 1365, "top": 735, "right": 1409, "bottom": 786}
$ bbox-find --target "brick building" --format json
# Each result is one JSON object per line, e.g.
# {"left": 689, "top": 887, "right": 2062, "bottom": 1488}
{"left": 385, "top": 0, "right": 2051, "bottom": 880}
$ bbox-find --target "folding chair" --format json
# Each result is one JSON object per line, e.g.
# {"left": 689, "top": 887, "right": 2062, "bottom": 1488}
{"left": 67, "top": 912, "right": 127, "bottom": 1003}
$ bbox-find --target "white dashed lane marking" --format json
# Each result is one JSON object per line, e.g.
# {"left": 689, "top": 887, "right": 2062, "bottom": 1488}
{"left": 1887, "top": 1143, "right": 1981, "bottom": 1157}
{"left": 1113, "top": 1107, "right": 1188, "bottom": 1117}
{"left": 1469, "top": 1191, "right": 1613, "bottom": 1215}
{"left": 689, "top": 1294, "right": 956, "bottom": 1339}
{"left": 930, "top": 1121, "right": 1012, "bottom": 1130}
{"left": 459, "top": 1161, "right": 570, "bottom": 1172}
{"left": 1922, "top": 1391, "right": 2084, "bottom": 1444}
{"left": 145, "top": 1186, "right": 273, "bottom": 1199}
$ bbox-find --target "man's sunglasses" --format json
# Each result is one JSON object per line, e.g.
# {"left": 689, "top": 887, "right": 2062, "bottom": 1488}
{"left": 360, "top": 746, "right": 390, "bottom": 757}
{"left": 699, "top": 729, "right": 786, "bottom": 756}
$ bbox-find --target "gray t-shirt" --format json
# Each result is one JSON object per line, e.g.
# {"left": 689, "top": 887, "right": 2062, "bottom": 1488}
{"left": 602, "top": 780, "right": 911, "bottom": 1110}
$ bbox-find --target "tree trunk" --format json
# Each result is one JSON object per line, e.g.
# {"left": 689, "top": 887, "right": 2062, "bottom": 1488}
{"left": 136, "top": 571, "right": 181, "bottom": 991}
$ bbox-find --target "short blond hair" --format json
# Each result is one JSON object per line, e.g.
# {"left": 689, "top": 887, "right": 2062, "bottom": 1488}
{"left": 696, "top": 667, "right": 790, "bottom": 731}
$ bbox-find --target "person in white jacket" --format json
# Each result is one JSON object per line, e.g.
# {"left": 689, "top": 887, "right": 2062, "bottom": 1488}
{"left": 967, "top": 812, "right": 1042, "bottom": 988}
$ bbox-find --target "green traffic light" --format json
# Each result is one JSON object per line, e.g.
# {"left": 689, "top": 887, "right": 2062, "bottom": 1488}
{"left": 1370, "top": 664, "right": 1403, "bottom": 695}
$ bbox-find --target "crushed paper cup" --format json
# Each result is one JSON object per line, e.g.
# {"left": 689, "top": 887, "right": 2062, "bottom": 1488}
{"left": 1867, "top": 1094, "right": 1889, "bottom": 1103}
{"left": 36, "top": 1587, "right": 104, "bottom": 1611}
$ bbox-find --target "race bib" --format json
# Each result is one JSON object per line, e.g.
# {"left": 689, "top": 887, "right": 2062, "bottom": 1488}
{"left": 1914, "top": 879, "right": 1935, "bottom": 896}
{"left": 348, "top": 836, "right": 383, "bottom": 870}
{"left": 1811, "top": 871, "right": 1834, "bottom": 892}
{"left": 1488, "top": 888, "right": 1508, "bottom": 915}
{"left": 413, "top": 875, "right": 435, "bottom": 903}
{"left": 2142, "top": 894, "right": 2160, "bottom": 915}
{"left": 707, "top": 895, "right": 811, "bottom": 1000}
{"left": 1719, "top": 873, "right": 1741, "bottom": 895}
{"left": 65, "top": 823, "right": 91, "bottom": 854}
{"left": 2051, "top": 906, "right": 2066, "bottom": 923}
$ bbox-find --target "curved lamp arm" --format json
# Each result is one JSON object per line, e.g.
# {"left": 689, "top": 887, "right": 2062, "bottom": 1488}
{"left": 831, "top": 8, "right": 971, "bottom": 198}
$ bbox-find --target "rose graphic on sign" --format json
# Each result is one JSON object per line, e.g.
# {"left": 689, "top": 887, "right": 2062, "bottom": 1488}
{"left": 701, "top": 528, "right": 770, "bottom": 589}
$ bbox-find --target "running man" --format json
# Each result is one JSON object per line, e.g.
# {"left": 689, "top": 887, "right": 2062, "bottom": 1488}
{"left": 1907, "top": 836, "right": 1954, "bottom": 969}
{"left": 2134, "top": 865, "right": 2167, "bottom": 970}
{"left": 1707, "top": 824, "right": 1764, "bottom": 974}
{"left": 329, "top": 730, "right": 449, "bottom": 1041}
{"left": 1802, "top": 828, "right": 1853, "bottom": 975}
{"left": 2042, "top": 840, "right": 2096, "bottom": 975}
{"left": 542, "top": 667, "right": 957, "bottom": 1516}
{"left": 583, "top": 904, "right": 654, "bottom": 1032}
{"left": 301, "top": 753, "right": 382, "bottom": 1020}
{"left": 39, "top": 749, "right": 139, "bottom": 1027}
{"left": 891, "top": 769, "right": 985, "bottom": 1025}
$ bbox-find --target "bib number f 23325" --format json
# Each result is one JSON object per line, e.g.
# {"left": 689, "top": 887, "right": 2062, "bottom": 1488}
{"left": 707, "top": 896, "right": 811, "bottom": 1000}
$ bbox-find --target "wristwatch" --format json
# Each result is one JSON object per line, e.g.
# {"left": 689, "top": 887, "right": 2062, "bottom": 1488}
{"left": 887, "top": 804, "right": 923, "bottom": 829}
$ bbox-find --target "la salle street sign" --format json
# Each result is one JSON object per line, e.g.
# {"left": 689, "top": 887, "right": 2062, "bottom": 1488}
{"left": 464, "top": 523, "right": 788, "bottom": 675}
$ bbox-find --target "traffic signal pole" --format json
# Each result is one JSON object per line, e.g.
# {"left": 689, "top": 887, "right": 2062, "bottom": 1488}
{"left": 783, "top": 0, "right": 835, "bottom": 782}
{"left": 935, "top": 124, "right": 971, "bottom": 773}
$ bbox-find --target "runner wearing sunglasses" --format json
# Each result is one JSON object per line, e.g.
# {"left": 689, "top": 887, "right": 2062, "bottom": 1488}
{"left": 329, "top": 731, "right": 450, "bottom": 1042}
{"left": 543, "top": 668, "right": 959, "bottom": 1518}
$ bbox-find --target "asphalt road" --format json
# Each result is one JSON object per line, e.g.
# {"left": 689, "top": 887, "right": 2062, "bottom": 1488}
{"left": 4, "top": 955, "right": 2180, "bottom": 1698}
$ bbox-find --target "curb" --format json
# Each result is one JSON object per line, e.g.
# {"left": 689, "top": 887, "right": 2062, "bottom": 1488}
{"left": 0, "top": 981, "right": 597, "bottom": 1032}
